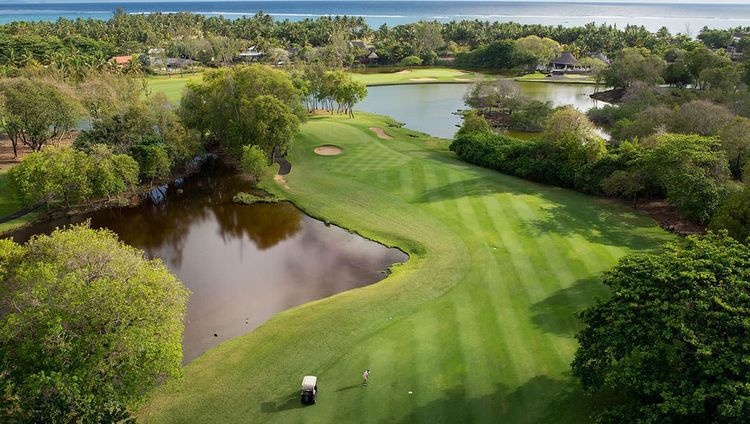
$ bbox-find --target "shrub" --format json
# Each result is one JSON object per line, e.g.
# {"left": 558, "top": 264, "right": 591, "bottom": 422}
{"left": 240, "top": 145, "right": 269, "bottom": 180}
{"left": 399, "top": 55, "right": 423, "bottom": 67}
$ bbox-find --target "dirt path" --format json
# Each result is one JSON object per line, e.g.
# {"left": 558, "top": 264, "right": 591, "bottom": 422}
{"left": 369, "top": 127, "right": 393, "bottom": 140}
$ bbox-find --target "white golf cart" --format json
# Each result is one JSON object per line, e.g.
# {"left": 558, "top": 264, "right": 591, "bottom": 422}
{"left": 300, "top": 376, "right": 318, "bottom": 405}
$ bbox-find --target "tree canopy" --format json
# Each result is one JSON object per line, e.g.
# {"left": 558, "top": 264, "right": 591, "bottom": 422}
{"left": 573, "top": 232, "right": 750, "bottom": 423}
{"left": 179, "top": 65, "right": 303, "bottom": 156}
{"left": 0, "top": 225, "right": 189, "bottom": 422}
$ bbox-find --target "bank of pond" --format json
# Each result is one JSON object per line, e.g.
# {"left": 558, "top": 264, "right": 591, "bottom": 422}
{"left": 357, "top": 81, "right": 606, "bottom": 139}
{"left": 6, "top": 160, "right": 407, "bottom": 362}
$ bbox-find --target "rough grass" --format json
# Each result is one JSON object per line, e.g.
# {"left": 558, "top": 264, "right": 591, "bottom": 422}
{"left": 138, "top": 113, "right": 672, "bottom": 423}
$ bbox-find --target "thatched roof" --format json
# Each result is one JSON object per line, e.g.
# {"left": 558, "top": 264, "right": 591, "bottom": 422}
{"left": 551, "top": 52, "right": 578, "bottom": 66}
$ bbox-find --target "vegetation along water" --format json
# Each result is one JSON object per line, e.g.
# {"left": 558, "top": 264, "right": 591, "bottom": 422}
{"left": 2, "top": 3, "right": 750, "bottom": 423}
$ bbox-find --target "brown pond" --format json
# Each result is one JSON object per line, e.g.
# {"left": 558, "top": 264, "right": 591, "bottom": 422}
{"left": 7, "top": 160, "right": 407, "bottom": 362}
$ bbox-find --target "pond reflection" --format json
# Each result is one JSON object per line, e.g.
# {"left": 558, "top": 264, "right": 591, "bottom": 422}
{"left": 8, "top": 160, "right": 407, "bottom": 362}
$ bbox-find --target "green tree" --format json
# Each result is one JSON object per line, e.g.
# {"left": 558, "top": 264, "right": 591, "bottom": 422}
{"left": 542, "top": 107, "right": 607, "bottom": 166}
{"left": 0, "top": 225, "right": 189, "bottom": 422}
{"left": 336, "top": 79, "right": 367, "bottom": 118}
{"left": 8, "top": 145, "right": 137, "bottom": 208}
{"left": 718, "top": 117, "right": 750, "bottom": 179}
{"left": 179, "top": 65, "right": 302, "bottom": 157}
{"left": 709, "top": 187, "right": 750, "bottom": 243}
{"left": 515, "top": 35, "right": 561, "bottom": 69}
{"left": 240, "top": 144, "right": 269, "bottom": 180}
{"left": 604, "top": 48, "right": 665, "bottom": 89}
{"left": 601, "top": 170, "right": 645, "bottom": 206}
{"left": 573, "top": 232, "right": 750, "bottom": 423}
{"left": 642, "top": 133, "right": 730, "bottom": 223}
{"left": 0, "top": 77, "right": 82, "bottom": 157}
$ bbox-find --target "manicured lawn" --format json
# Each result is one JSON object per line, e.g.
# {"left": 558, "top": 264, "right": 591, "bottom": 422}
{"left": 515, "top": 72, "right": 597, "bottom": 85}
{"left": 350, "top": 67, "right": 489, "bottom": 86}
{"left": 138, "top": 112, "right": 671, "bottom": 423}
{"left": 146, "top": 73, "right": 204, "bottom": 104}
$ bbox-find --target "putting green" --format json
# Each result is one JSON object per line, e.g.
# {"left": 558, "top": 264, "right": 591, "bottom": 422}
{"left": 139, "top": 113, "right": 671, "bottom": 423}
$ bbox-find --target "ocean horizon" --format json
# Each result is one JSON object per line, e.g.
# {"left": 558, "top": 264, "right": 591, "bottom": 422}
{"left": 2, "top": 1, "right": 750, "bottom": 34}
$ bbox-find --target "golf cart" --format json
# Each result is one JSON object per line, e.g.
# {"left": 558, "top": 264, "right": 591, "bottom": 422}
{"left": 301, "top": 376, "right": 318, "bottom": 405}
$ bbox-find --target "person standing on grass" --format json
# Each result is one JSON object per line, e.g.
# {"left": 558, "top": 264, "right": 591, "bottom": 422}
{"left": 363, "top": 369, "right": 370, "bottom": 386}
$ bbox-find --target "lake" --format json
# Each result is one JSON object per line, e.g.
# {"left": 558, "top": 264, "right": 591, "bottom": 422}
{"left": 357, "top": 82, "right": 605, "bottom": 139}
{"left": 2, "top": 1, "right": 750, "bottom": 33}
{"left": 7, "top": 160, "right": 407, "bottom": 362}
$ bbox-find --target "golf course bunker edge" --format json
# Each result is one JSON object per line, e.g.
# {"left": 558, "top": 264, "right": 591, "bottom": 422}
{"left": 314, "top": 145, "right": 343, "bottom": 156}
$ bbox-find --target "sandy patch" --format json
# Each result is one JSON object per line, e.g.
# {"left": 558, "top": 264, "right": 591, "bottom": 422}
{"left": 314, "top": 145, "right": 343, "bottom": 156}
{"left": 369, "top": 127, "right": 393, "bottom": 140}
{"left": 395, "top": 70, "right": 412, "bottom": 75}
{"left": 454, "top": 78, "right": 474, "bottom": 82}
{"left": 274, "top": 174, "right": 289, "bottom": 189}
{"left": 410, "top": 77, "right": 437, "bottom": 81}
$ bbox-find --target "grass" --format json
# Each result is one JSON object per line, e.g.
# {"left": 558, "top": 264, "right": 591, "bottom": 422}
{"left": 138, "top": 112, "right": 672, "bottom": 423}
{"left": 515, "top": 72, "right": 597, "bottom": 85}
{"left": 146, "top": 73, "right": 204, "bottom": 104}
{"left": 351, "top": 67, "right": 489, "bottom": 86}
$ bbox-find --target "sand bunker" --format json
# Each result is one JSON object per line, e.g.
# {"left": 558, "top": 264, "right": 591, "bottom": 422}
{"left": 314, "top": 145, "right": 343, "bottom": 156}
{"left": 454, "top": 78, "right": 474, "bottom": 82}
{"left": 410, "top": 77, "right": 437, "bottom": 81}
{"left": 369, "top": 127, "right": 393, "bottom": 140}
{"left": 395, "top": 70, "right": 412, "bottom": 74}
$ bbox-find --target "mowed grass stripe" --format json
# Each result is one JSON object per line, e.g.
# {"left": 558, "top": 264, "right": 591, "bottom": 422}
{"left": 139, "top": 113, "right": 673, "bottom": 423}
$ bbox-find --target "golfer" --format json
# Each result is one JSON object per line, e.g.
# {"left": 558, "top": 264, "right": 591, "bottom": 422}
{"left": 362, "top": 369, "right": 370, "bottom": 386}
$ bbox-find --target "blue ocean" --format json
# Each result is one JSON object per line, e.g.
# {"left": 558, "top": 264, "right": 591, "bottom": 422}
{"left": 2, "top": 1, "right": 750, "bottom": 34}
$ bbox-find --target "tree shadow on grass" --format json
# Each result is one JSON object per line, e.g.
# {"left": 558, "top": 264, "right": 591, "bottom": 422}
{"left": 413, "top": 172, "right": 670, "bottom": 250}
{"left": 522, "top": 199, "right": 670, "bottom": 252}
{"left": 530, "top": 277, "right": 609, "bottom": 336}
{"left": 393, "top": 375, "right": 606, "bottom": 424}
{"left": 260, "top": 390, "right": 307, "bottom": 413}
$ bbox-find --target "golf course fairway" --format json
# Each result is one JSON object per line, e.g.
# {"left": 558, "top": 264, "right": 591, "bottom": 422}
{"left": 138, "top": 113, "right": 672, "bottom": 423}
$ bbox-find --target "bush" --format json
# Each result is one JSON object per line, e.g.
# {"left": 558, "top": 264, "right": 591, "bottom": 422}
{"left": 709, "top": 187, "right": 750, "bottom": 243}
{"left": 232, "top": 192, "right": 278, "bottom": 205}
{"left": 240, "top": 145, "right": 269, "bottom": 180}
{"left": 399, "top": 55, "right": 423, "bottom": 67}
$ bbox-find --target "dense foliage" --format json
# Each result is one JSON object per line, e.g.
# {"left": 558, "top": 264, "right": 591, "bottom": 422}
{"left": 179, "top": 65, "right": 302, "bottom": 157}
{"left": 8, "top": 145, "right": 139, "bottom": 208}
{"left": 240, "top": 145, "right": 269, "bottom": 180}
{"left": 710, "top": 187, "right": 750, "bottom": 243}
{"left": 451, "top": 115, "right": 730, "bottom": 223}
{"left": 572, "top": 233, "right": 750, "bottom": 423}
{"left": 0, "top": 225, "right": 189, "bottom": 422}
{"left": 0, "top": 11, "right": 719, "bottom": 71}
{"left": 0, "top": 77, "right": 82, "bottom": 156}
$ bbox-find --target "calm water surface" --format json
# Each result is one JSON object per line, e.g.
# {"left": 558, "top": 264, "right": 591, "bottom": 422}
{"left": 357, "top": 82, "right": 604, "bottom": 139}
{"left": 8, "top": 161, "right": 407, "bottom": 362}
